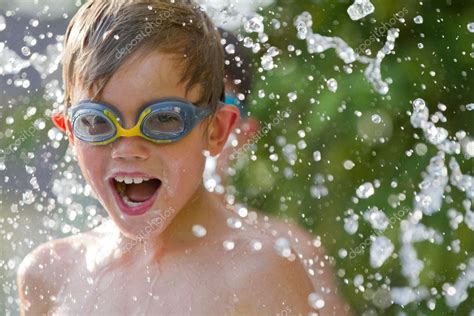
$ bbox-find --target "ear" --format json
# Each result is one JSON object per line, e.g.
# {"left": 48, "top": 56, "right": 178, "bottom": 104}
{"left": 51, "top": 112, "right": 75, "bottom": 144}
{"left": 207, "top": 105, "right": 240, "bottom": 156}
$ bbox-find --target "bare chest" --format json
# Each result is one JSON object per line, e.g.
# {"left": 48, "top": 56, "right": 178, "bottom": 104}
{"left": 50, "top": 255, "right": 237, "bottom": 315}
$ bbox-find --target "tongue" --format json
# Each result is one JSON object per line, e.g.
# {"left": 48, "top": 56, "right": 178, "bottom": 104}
{"left": 125, "top": 180, "right": 160, "bottom": 202}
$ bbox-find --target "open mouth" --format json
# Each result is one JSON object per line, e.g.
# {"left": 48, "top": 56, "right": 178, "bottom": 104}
{"left": 110, "top": 175, "right": 162, "bottom": 216}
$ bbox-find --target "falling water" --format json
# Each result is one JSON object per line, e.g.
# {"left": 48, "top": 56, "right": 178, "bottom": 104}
{"left": 294, "top": 11, "right": 399, "bottom": 95}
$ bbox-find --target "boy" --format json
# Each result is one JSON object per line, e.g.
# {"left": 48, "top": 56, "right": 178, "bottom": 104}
{"left": 17, "top": 0, "right": 316, "bottom": 315}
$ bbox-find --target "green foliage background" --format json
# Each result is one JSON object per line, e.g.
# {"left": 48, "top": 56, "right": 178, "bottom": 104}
{"left": 229, "top": 0, "right": 473, "bottom": 314}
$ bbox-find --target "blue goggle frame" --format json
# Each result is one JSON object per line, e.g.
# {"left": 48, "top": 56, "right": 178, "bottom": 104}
{"left": 68, "top": 97, "right": 216, "bottom": 145}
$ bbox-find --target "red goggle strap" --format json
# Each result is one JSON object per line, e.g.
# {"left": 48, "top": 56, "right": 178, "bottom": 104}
{"left": 51, "top": 112, "right": 72, "bottom": 134}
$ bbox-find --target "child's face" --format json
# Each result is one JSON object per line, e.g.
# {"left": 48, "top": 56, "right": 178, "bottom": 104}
{"left": 69, "top": 51, "right": 214, "bottom": 239}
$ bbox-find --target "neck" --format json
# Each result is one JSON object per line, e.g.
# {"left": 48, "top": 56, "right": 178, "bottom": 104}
{"left": 132, "top": 185, "right": 227, "bottom": 258}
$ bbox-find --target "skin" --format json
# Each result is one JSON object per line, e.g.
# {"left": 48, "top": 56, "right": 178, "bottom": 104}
{"left": 17, "top": 50, "right": 316, "bottom": 315}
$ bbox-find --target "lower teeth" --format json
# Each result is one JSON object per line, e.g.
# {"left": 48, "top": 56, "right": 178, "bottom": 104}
{"left": 117, "top": 184, "right": 145, "bottom": 207}
{"left": 115, "top": 181, "right": 155, "bottom": 208}
{"left": 121, "top": 194, "right": 144, "bottom": 207}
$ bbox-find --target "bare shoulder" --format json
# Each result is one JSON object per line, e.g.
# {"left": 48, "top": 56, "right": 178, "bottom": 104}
{"left": 220, "top": 205, "right": 352, "bottom": 315}
{"left": 263, "top": 215, "right": 353, "bottom": 315}
{"left": 219, "top": 222, "right": 314, "bottom": 315}
{"left": 17, "top": 226, "right": 104, "bottom": 315}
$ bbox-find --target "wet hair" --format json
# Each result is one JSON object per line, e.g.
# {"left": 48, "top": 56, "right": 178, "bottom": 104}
{"left": 218, "top": 28, "right": 253, "bottom": 105}
{"left": 62, "top": 0, "right": 224, "bottom": 113}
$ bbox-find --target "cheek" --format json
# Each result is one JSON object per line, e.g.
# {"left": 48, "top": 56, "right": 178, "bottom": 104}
{"left": 74, "top": 144, "right": 109, "bottom": 191}
{"left": 159, "top": 136, "right": 207, "bottom": 199}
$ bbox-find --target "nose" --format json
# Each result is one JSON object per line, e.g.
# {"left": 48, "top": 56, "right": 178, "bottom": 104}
{"left": 111, "top": 136, "right": 150, "bottom": 161}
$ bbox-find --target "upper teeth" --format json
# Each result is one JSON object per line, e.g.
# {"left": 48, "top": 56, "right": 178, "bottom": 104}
{"left": 114, "top": 176, "right": 150, "bottom": 184}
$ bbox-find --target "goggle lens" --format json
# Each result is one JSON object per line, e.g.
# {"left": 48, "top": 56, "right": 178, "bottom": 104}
{"left": 142, "top": 110, "right": 185, "bottom": 136}
{"left": 73, "top": 110, "right": 116, "bottom": 142}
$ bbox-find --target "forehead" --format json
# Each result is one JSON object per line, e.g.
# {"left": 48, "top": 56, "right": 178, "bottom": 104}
{"left": 74, "top": 50, "right": 201, "bottom": 109}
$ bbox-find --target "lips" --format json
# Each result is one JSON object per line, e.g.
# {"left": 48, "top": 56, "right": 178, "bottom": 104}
{"left": 108, "top": 172, "right": 162, "bottom": 216}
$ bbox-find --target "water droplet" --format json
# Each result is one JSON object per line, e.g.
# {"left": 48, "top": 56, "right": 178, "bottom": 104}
{"left": 296, "top": 21, "right": 308, "bottom": 39}
{"left": 338, "top": 248, "right": 348, "bottom": 258}
{"left": 34, "top": 119, "right": 46, "bottom": 130}
{"left": 343, "top": 160, "right": 355, "bottom": 170}
{"left": 364, "top": 207, "right": 389, "bottom": 230}
{"left": 412, "top": 98, "right": 426, "bottom": 111}
{"left": 371, "top": 114, "right": 382, "bottom": 124}
{"left": 326, "top": 78, "right": 338, "bottom": 92}
{"left": 225, "top": 44, "right": 235, "bottom": 54}
{"left": 344, "top": 214, "right": 359, "bottom": 234}
{"left": 370, "top": 236, "right": 394, "bottom": 268}
{"left": 0, "top": 15, "right": 6, "bottom": 32}
{"left": 5, "top": 116, "right": 14, "bottom": 125}
{"left": 274, "top": 237, "right": 292, "bottom": 258}
{"left": 223, "top": 240, "right": 235, "bottom": 251}
{"left": 260, "top": 54, "right": 274, "bottom": 70}
{"left": 287, "top": 92, "right": 297, "bottom": 102}
{"left": 347, "top": 0, "right": 375, "bottom": 21}
{"left": 21, "top": 46, "right": 31, "bottom": 57}
{"left": 468, "top": 22, "right": 474, "bottom": 33}
{"left": 226, "top": 217, "right": 242, "bottom": 229}
{"left": 237, "top": 206, "right": 248, "bottom": 218}
{"left": 312, "top": 237, "right": 322, "bottom": 247}
{"left": 250, "top": 240, "right": 262, "bottom": 251}
{"left": 22, "top": 190, "right": 35, "bottom": 204}
{"left": 29, "top": 19, "right": 39, "bottom": 27}
{"left": 244, "top": 16, "right": 264, "bottom": 33}
{"left": 308, "top": 292, "right": 325, "bottom": 309}
{"left": 413, "top": 15, "right": 423, "bottom": 24}
{"left": 192, "top": 224, "right": 206, "bottom": 238}
{"left": 313, "top": 151, "right": 321, "bottom": 162}
{"left": 356, "top": 182, "right": 375, "bottom": 199}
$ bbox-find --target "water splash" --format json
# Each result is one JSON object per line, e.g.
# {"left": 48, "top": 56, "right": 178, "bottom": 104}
{"left": 363, "top": 206, "right": 389, "bottom": 231}
{"left": 356, "top": 182, "right": 375, "bottom": 199}
{"left": 370, "top": 236, "right": 394, "bottom": 268}
{"left": 344, "top": 210, "right": 359, "bottom": 235}
{"left": 410, "top": 98, "right": 465, "bottom": 156}
{"left": 413, "top": 152, "right": 449, "bottom": 216}
{"left": 444, "top": 258, "right": 474, "bottom": 307}
{"left": 199, "top": 0, "right": 274, "bottom": 31}
{"left": 294, "top": 12, "right": 399, "bottom": 94}
{"left": 391, "top": 98, "right": 473, "bottom": 306}
{"left": 0, "top": 40, "right": 63, "bottom": 78}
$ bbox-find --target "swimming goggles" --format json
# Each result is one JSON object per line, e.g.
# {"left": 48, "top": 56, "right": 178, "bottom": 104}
{"left": 52, "top": 98, "right": 217, "bottom": 145}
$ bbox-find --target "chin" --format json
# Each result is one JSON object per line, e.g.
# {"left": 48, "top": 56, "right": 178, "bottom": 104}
{"left": 107, "top": 202, "right": 178, "bottom": 240}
